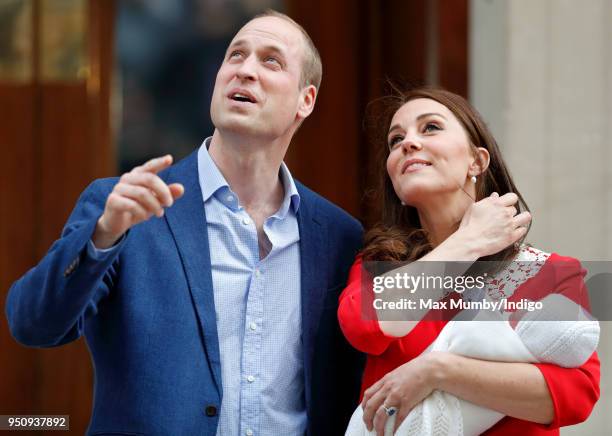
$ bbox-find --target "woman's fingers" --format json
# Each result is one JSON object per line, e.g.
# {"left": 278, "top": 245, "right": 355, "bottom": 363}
{"left": 512, "top": 225, "right": 528, "bottom": 241}
{"left": 497, "top": 192, "right": 518, "bottom": 206}
{"left": 513, "top": 211, "right": 532, "bottom": 228}
{"left": 362, "top": 386, "right": 388, "bottom": 431}
{"left": 392, "top": 409, "right": 409, "bottom": 434}
{"left": 362, "top": 377, "right": 384, "bottom": 408}
{"left": 459, "top": 191, "right": 532, "bottom": 255}
{"left": 373, "top": 404, "right": 390, "bottom": 436}
{"left": 371, "top": 391, "right": 404, "bottom": 435}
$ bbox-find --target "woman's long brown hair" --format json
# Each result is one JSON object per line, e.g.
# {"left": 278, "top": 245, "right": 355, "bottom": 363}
{"left": 361, "top": 85, "right": 530, "bottom": 263}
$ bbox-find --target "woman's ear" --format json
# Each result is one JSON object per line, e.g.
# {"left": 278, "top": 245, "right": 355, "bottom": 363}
{"left": 470, "top": 146, "right": 490, "bottom": 176}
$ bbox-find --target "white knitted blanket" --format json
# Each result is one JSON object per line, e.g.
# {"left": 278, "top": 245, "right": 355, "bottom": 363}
{"left": 344, "top": 292, "right": 599, "bottom": 436}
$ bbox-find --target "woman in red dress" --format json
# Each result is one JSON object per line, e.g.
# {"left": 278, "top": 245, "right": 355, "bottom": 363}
{"left": 338, "top": 87, "right": 600, "bottom": 435}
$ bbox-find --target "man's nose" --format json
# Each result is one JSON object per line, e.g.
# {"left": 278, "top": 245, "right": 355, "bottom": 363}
{"left": 235, "top": 56, "right": 257, "bottom": 81}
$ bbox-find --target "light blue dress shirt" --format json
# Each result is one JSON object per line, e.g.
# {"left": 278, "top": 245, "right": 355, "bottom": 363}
{"left": 198, "top": 139, "right": 306, "bottom": 436}
{"left": 89, "top": 139, "right": 306, "bottom": 436}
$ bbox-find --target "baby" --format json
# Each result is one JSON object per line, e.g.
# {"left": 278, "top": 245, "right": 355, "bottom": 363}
{"left": 345, "top": 254, "right": 599, "bottom": 436}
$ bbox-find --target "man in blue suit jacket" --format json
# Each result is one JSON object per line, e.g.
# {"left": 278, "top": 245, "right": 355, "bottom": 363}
{"left": 6, "top": 11, "right": 364, "bottom": 436}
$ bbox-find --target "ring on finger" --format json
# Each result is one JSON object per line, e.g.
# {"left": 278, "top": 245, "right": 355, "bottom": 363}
{"left": 382, "top": 405, "right": 397, "bottom": 416}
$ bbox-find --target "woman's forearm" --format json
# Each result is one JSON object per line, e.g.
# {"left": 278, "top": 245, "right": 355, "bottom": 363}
{"left": 430, "top": 352, "right": 554, "bottom": 424}
{"left": 420, "top": 230, "right": 482, "bottom": 262}
{"left": 377, "top": 232, "right": 482, "bottom": 337}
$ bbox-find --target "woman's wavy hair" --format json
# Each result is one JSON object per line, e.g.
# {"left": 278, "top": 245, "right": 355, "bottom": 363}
{"left": 361, "top": 85, "right": 530, "bottom": 263}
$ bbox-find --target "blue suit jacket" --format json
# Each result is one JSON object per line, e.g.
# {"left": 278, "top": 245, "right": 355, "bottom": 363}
{"left": 6, "top": 150, "right": 365, "bottom": 436}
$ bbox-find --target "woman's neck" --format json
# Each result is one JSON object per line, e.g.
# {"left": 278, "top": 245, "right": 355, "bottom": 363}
{"left": 416, "top": 192, "right": 474, "bottom": 247}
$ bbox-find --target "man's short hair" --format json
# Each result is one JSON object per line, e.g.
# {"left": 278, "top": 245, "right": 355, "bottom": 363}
{"left": 253, "top": 10, "right": 322, "bottom": 90}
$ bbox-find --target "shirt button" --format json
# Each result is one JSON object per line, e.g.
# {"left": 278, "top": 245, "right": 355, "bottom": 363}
{"left": 204, "top": 405, "right": 217, "bottom": 417}
{"left": 226, "top": 195, "right": 234, "bottom": 202}
{"left": 242, "top": 217, "right": 250, "bottom": 225}
{"left": 245, "top": 429, "right": 253, "bottom": 436}
{"left": 249, "top": 322, "right": 257, "bottom": 331}
{"left": 254, "top": 269, "right": 261, "bottom": 277}
{"left": 247, "top": 375, "right": 255, "bottom": 383}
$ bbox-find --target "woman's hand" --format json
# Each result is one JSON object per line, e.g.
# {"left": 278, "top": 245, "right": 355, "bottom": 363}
{"left": 361, "top": 352, "right": 447, "bottom": 435}
{"left": 455, "top": 192, "right": 531, "bottom": 258}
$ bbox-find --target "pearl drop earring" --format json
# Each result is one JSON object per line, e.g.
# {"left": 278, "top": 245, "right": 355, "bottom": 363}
{"left": 400, "top": 201, "right": 406, "bottom": 206}
{"left": 471, "top": 175, "right": 477, "bottom": 184}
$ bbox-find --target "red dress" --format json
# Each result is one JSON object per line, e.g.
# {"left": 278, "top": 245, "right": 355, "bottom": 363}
{"left": 338, "top": 252, "right": 600, "bottom": 435}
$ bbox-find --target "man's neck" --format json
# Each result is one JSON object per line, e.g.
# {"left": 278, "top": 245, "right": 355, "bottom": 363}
{"left": 208, "top": 129, "right": 288, "bottom": 213}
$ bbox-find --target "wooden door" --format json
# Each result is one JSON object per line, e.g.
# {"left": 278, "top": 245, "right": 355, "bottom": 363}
{"left": 0, "top": 1, "right": 115, "bottom": 434}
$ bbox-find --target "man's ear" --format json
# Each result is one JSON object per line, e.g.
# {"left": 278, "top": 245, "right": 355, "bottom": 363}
{"left": 297, "top": 84, "right": 317, "bottom": 120}
{"left": 470, "top": 146, "right": 490, "bottom": 176}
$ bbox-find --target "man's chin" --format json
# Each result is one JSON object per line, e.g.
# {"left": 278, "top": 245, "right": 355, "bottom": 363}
{"left": 217, "top": 117, "right": 262, "bottom": 136}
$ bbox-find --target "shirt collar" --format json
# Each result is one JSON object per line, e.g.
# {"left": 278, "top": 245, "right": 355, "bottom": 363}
{"left": 197, "top": 137, "right": 300, "bottom": 215}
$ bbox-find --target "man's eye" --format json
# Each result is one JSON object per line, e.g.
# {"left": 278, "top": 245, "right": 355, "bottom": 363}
{"left": 423, "top": 122, "right": 441, "bottom": 133}
{"left": 229, "top": 51, "right": 242, "bottom": 59}
{"left": 265, "top": 56, "right": 281, "bottom": 66}
{"left": 388, "top": 136, "right": 403, "bottom": 149}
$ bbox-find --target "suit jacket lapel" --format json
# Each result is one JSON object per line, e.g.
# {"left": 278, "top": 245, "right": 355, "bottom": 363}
{"left": 161, "top": 161, "right": 328, "bottom": 406}
{"left": 296, "top": 184, "right": 327, "bottom": 411}
{"left": 163, "top": 151, "right": 223, "bottom": 395}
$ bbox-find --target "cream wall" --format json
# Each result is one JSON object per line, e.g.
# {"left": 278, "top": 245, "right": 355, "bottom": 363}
{"left": 470, "top": 0, "right": 611, "bottom": 434}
